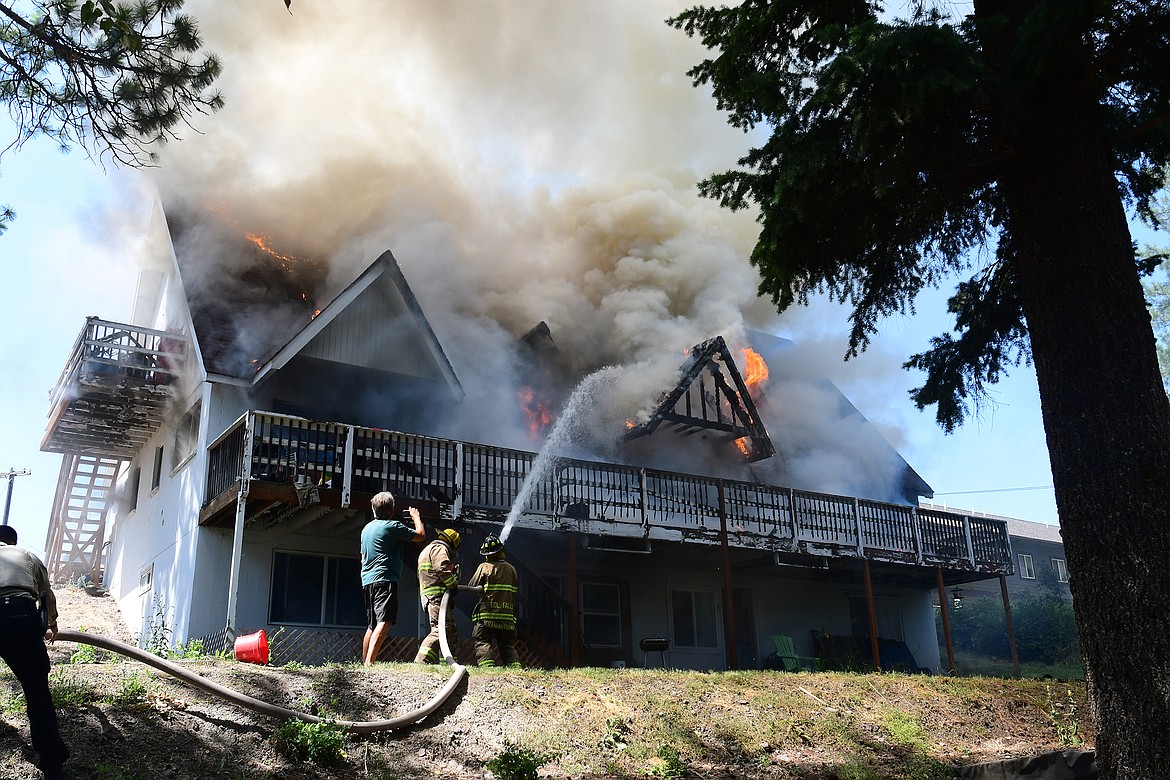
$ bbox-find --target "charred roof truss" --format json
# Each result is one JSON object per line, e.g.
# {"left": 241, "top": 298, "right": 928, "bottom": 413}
{"left": 622, "top": 335, "right": 776, "bottom": 462}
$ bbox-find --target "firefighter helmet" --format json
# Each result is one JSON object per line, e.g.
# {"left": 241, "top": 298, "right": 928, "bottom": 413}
{"left": 437, "top": 528, "right": 461, "bottom": 549}
{"left": 479, "top": 534, "right": 504, "bottom": 556}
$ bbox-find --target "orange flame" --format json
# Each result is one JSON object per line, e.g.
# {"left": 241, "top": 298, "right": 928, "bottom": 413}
{"left": 245, "top": 232, "right": 300, "bottom": 271}
{"left": 518, "top": 386, "right": 555, "bottom": 440}
{"left": 743, "top": 348, "right": 769, "bottom": 387}
{"left": 734, "top": 436, "right": 751, "bottom": 457}
{"left": 625, "top": 419, "right": 636, "bottom": 429}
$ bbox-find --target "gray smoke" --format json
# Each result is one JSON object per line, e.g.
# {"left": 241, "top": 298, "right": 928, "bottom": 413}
{"left": 139, "top": 0, "right": 922, "bottom": 502}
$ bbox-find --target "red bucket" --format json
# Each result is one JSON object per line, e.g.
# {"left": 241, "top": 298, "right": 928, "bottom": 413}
{"left": 233, "top": 630, "right": 269, "bottom": 665}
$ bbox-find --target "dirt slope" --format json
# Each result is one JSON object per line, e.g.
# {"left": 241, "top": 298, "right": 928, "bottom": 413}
{"left": 0, "top": 586, "right": 1093, "bottom": 779}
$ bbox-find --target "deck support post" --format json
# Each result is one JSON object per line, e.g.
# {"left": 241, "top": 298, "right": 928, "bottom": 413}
{"left": 568, "top": 532, "right": 580, "bottom": 668}
{"left": 936, "top": 566, "right": 957, "bottom": 673}
{"left": 862, "top": 559, "right": 881, "bottom": 671}
{"left": 341, "top": 425, "right": 354, "bottom": 508}
{"left": 718, "top": 481, "right": 738, "bottom": 670}
{"left": 1000, "top": 574, "right": 1021, "bottom": 678}
{"left": 225, "top": 414, "right": 254, "bottom": 636}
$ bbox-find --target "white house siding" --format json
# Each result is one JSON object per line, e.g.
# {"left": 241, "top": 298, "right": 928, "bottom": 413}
{"left": 103, "top": 382, "right": 212, "bottom": 648}
{"left": 223, "top": 524, "right": 446, "bottom": 649}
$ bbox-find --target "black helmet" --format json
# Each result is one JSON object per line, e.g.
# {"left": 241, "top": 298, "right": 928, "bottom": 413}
{"left": 480, "top": 534, "right": 503, "bottom": 556}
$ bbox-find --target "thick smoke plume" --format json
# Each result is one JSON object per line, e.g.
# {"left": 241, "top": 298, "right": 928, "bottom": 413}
{"left": 146, "top": 0, "right": 921, "bottom": 502}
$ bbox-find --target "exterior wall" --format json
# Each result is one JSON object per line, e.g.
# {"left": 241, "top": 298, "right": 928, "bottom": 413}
{"left": 103, "top": 382, "right": 213, "bottom": 646}
{"left": 227, "top": 523, "right": 463, "bottom": 652}
{"left": 512, "top": 532, "right": 944, "bottom": 673}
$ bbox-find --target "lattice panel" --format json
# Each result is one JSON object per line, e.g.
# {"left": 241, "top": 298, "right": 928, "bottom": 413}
{"left": 190, "top": 627, "right": 556, "bottom": 668}
{"left": 270, "top": 628, "right": 363, "bottom": 665}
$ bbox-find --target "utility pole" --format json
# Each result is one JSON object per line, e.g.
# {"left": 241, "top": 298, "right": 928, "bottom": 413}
{"left": 2, "top": 468, "right": 32, "bottom": 526}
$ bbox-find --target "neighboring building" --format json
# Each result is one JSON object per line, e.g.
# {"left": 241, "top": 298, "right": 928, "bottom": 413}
{"left": 919, "top": 505, "right": 1071, "bottom": 606}
{"left": 39, "top": 206, "right": 1015, "bottom": 673}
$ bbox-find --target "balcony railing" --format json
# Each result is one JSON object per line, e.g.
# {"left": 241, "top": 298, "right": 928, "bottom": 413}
{"left": 48, "top": 318, "right": 186, "bottom": 409}
{"left": 205, "top": 411, "right": 1013, "bottom": 573}
{"left": 42, "top": 318, "right": 187, "bottom": 458}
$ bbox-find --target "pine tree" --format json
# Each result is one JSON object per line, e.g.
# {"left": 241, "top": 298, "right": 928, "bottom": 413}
{"left": 1, "top": 0, "right": 222, "bottom": 231}
{"left": 670, "top": 2, "right": 1170, "bottom": 777}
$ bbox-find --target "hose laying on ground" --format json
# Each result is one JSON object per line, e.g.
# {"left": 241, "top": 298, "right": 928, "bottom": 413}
{"left": 53, "top": 584, "right": 484, "bottom": 735}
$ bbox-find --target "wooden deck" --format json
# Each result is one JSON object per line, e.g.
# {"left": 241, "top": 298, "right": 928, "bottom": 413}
{"left": 202, "top": 411, "right": 1014, "bottom": 576}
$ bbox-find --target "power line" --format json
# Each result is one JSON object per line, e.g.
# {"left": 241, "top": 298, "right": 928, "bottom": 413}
{"left": 932, "top": 485, "right": 1053, "bottom": 496}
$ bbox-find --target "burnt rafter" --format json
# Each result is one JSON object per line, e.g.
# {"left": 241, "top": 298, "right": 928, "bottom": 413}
{"left": 621, "top": 336, "right": 776, "bottom": 462}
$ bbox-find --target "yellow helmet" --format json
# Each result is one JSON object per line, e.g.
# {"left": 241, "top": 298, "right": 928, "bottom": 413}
{"left": 437, "top": 528, "right": 461, "bottom": 549}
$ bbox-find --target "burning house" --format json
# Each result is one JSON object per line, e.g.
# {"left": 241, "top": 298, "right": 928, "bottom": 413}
{"left": 39, "top": 206, "right": 1015, "bottom": 673}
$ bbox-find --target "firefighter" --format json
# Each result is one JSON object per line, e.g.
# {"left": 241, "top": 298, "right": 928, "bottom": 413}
{"left": 0, "top": 525, "right": 72, "bottom": 780}
{"left": 468, "top": 534, "right": 520, "bottom": 668}
{"left": 414, "top": 527, "right": 461, "bottom": 664}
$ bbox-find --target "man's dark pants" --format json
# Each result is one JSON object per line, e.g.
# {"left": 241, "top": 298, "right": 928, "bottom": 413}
{"left": 0, "top": 597, "right": 69, "bottom": 774}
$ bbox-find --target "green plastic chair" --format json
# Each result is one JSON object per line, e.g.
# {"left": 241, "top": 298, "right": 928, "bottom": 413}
{"left": 771, "top": 634, "right": 816, "bottom": 672}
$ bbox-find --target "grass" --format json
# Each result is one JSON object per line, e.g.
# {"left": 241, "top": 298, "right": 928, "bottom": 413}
{"left": 9, "top": 653, "right": 1093, "bottom": 780}
{"left": 103, "top": 670, "right": 151, "bottom": 707}
{"left": 49, "top": 669, "right": 101, "bottom": 707}
{"left": 950, "top": 649, "right": 1085, "bottom": 680}
{"left": 881, "top": 708, "right": 930, "bottom": 752}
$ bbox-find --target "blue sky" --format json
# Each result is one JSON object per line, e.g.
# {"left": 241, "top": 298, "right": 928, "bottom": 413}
{"left": 15, "top": 0, "right": 1162, "bottom": 561}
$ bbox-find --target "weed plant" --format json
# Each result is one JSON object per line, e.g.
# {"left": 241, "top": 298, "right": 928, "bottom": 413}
{"left": 272, "top": 718, "right": 348, "bottom": 764}
{"left": 94, "top": 764, "right": 139, "bottom": 780}
{"left": 103, "top": 671, "right": 151, "bottom": 706}
{"left": 486, "top": 740, "right": 546, "bottom": 780}
{"left": 48, "top": 669, "right": 99, "bottom": 707}
{"left": 1045, "top": 684, "right": 1083, "bottom": 747}
{"left": 650, "top": 743, "right": 688, "bottom": 778}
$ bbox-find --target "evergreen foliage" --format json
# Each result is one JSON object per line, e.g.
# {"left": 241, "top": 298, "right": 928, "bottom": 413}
{"left": 668, "top": 1, "right": 1170, "bottom": 430}
{"left": 1, "top": 0, "right": 223, "bottom": 165}
{"left": 669, "top": 2, "right": 1170, "bottom": 777}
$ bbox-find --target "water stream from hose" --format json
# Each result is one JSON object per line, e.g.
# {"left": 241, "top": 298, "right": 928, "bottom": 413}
{"left": 500, "top": 366, "right": 623, "bottom": 543}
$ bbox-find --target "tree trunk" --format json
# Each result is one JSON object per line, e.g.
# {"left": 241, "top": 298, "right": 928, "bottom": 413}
{"left": 987, "top": 10, "right": 1170, "bottom": 778}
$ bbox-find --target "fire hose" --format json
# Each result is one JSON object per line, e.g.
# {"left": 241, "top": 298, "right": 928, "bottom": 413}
{"left": 53, "top": 584, "right": 483, "bottom": 735}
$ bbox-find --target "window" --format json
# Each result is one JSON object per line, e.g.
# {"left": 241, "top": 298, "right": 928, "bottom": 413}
{"left": 150, "top": 446, "right": 164, "bottom": 491}
{"left": 580, "top": 582, "right": 622, "bottom": 648}
{"left": 671, "top": 589, "right": 719, "bottom": 649}
{"left": 138, "top": 564, "right": 153, "bottom": 595}
{"left": 126, "top": 467, "right": 141, "bottom": 513}
{"left": 270, "top": 551, "right": 365, "bottom": 627}
{"left": 172, "top": 402, "right": 201, "bottom": 470}
{"left": 1018, "top": 553, "right": 1036, "bottom": 580}
{"left": 1052, "top": 558, "right": 1069, "bottom": 583}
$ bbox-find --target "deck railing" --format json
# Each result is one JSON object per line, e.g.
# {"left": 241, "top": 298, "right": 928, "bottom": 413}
{"left": 48, "top": 317, "right": 185, "bottom": 412}
{"left": 205, "top": 411, "right": 1013, "bottom": 572}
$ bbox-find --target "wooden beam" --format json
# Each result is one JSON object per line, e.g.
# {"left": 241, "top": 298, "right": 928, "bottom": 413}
{"left": 863, "top": 559, "right": 881, "bottom": 672}
{"left": 1000, "top": 574, "right": 1021, "bottom": 678}
{"left": 936, "top": 566, "right": 956, "bottom": 674}
{"left": 569, "top": 532, "right": 580, "bottom": 668}
{"left": 719, "top": 481, "right": 738, "bottom": 670}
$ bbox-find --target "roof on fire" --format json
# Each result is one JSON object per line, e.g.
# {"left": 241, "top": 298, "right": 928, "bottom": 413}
{"left": 166, "top": 214, "right": 461, "bottom": 398}
{"left": 251, "top": 250, "right": 463, "bottom": 399}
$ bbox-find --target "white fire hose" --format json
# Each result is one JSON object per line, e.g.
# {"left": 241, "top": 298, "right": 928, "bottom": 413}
{"left": 54, "top": 584, "right": 483, "bottom": 735}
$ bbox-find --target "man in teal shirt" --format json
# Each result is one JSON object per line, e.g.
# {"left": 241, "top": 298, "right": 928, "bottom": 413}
{"left": 360, "top": 492, "right": 425, "bottom": 666}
